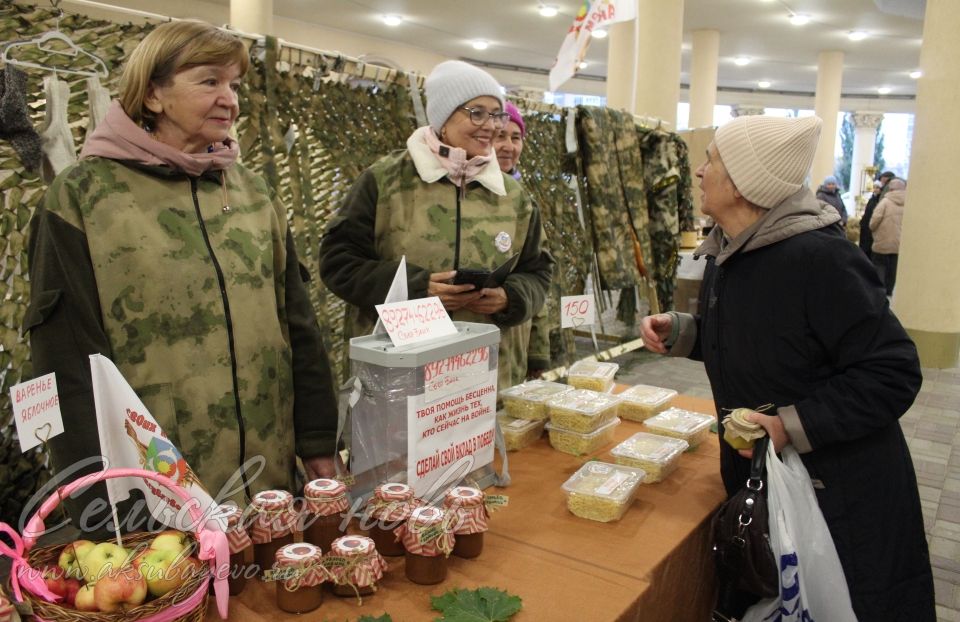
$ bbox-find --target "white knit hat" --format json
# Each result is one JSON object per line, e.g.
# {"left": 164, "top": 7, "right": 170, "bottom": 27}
{"left": 714, "top": 115, "right": 822, "bottom": 209}
{"left": 424, "top": 60, "right": 504, "bottom": 131}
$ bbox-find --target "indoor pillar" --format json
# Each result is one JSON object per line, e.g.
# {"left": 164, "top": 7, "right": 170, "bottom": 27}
{"left": 811, "top": 51, "right": 844, "bottom": 185}
{"left": 688, "top": 29, "right": 719, "bottom": 128}
{"left": 849, "top": 111, "right": 883, "bottom": 197}
{"left": 894, "top": 0, "right": 960, "bottom": 367}
{"left": 633, "top": 0, "right": 684, "bottom": 126}
{"left": 606, "top": 17, "right": 636, "bottom": 112}
{"left": 230, "top": 0, "right": 273, "bottom": 36}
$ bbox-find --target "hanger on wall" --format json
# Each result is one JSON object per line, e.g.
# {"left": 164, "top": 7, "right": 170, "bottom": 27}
{"left": 2, "top": 2, "right": 109, "bottom": 78}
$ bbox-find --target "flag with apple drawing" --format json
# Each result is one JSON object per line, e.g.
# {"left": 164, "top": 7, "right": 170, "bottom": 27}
{"left": 91, "top": 354, "right": 217, "bottom": 530}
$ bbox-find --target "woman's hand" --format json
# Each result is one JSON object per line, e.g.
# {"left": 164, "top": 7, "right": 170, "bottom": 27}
{"left": 463, "top": 287, "right": 508, "bottom": 315}
{"left": 736, "top": 411, "right": 790, "bottom": 459}
{"left": 428, "top": 270, "right": 483, "bottom": 311}
{"left": 640, "top": 313, "right": 673, "bottom": 354}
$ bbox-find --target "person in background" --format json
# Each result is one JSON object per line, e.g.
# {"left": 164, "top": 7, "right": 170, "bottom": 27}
{"left": 319, "top": 61, "right": 553, "bottom": 390}
{"left": 26, "top": 20, "right": 341, "bottom": 520}
{"left": 859, "top": 170, "right": 896, "bottom": 259}
{"left": 869, "top": 177, "right": 907, "bottom": 296}
{"left": 639, "top": 115, "right": 934, "bottom": 620}
{"left": 816, "top": 174, "right": 847, "bottom": 226}
{"left": 492, "top": 102, "right": 551, "bottom": 377}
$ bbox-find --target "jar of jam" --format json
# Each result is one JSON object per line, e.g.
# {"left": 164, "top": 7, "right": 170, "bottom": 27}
{"left": 249, "top": 490, "right": 297, "bottom": 577}
{"left": 443, "top": 486, "right": 489, "bottom": 558}
{"left": 274, "top": 543, "right": 326, "bottom": 614}
{"left": 303, "top": 479, "right": 349, "bottom": 553}
{"left": 217, "top": 503, "right": 253, "bottom": 594}
{"left": 364, "top": 483, "right": 418, "bottom": 557}
{"left": 326, "top": 535, "right": 388, "bottom": 597}
{"left": 397, "top": 506, "right": 454, "bottom": 585}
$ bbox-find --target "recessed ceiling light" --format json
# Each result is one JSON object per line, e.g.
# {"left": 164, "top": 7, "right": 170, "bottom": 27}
{"left": 472, "top": 39, "right": 489, "bottom": 50}
{"left": 579, "top": 61, "right": 589, "bottom": 69}
{"left": 734, "top": 56, "right": 751, "bottom": 66}
{"left": 591, "top": 28, "right": 608, "bottom": 39}
{"left": 789, "top": 13, "right": 811, "bottom": 26}
{"left": 758, "top": 80, "right": 771, "bottom": 89}
{"left": 909, "top": 70, "right": 923, "bottom": 79}
{"left": 381, "top": 14, "right": 403, "bottom": 26}
{"left": 539, "top": 4, "right": 559, "bottom": 17}
{"left": 848, "top": 30, "right": 868, "bottom": 41}
{"left": 877, "top": 86, "right": 891, "bottom": 95}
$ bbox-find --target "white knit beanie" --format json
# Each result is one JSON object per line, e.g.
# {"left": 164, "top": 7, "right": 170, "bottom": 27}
{"left": 424, "top": 60, "right": 504, "bottom": 131}
{"left": 714, "top": 115, "right": 822, "bottom": 209}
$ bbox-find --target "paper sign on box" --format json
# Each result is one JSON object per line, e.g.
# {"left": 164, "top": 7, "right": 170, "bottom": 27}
{"left": 375, "top": 296, "right": 458, "bottom": 347}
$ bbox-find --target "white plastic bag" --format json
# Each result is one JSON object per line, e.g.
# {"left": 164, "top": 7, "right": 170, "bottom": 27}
{"left": 741, "top": 443, "right": 858, "bottom": 622}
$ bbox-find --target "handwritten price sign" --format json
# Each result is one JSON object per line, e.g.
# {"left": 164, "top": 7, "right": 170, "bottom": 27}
{"left": 375, "top": 296, "right": 458, "bottom": 347}
{"left": 560, "top": 295, "right": 595, "bottom": 329}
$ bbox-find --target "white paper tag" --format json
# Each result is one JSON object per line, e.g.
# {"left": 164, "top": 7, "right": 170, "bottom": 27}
{"left": 560, "top": 294, "right": 595, "bottom": 329}
{"left": 375, "top": 296, "right": 457, "bottom": 347}
{"left": 10, "top": 373, "right": 64, "bottom": 452}
{"left": 595, "top": 471, "right": 630, "bottom": 496}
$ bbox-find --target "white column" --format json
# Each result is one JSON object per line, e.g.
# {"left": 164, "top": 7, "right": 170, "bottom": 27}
{"left": 811, "top": 51, "right": 844, "bottom": 185}
{"left": 230, "top": 0, "right": 273, "bottom": 36}
{"left": 606, "top": 17, "right": 636, "bottom": 112}
{"left": 730, "top": 104, "right": 765, "bottom": 117}
{"left": 633, "top": 0, "right": 684, "bottom": 126}
{"left": 893, "top": 0, "right": 960, "bottom": 367}
{"left": 849, "top": 111, "right": 883, "bottom": 196}
{"left": 688, "top": 29, "right": 719, "bottom": 128}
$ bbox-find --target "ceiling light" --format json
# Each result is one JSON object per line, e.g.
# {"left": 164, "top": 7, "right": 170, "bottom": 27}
{"left": 789, "top": 13, "right": 811, "bottom": 26}
{"left": 591, "top": 28, "right": 608, "bottom": 39}
{"left": 539, "top": 4, "right": 559, "bottom": 17}
{"left": 381, "top": 14, "right": 403, "bottom": 26}
{"left": 848, "top": 30, "right": 867, "bottom": 41}
{"left": 471, "top": 39, "right": 489, "bottom": 50}
{"left": 579, "top": 61, "right": 589, "bottom": 69}
{"left": 877, "top": 86, "right": 891, "bottom": 95}
{"left": 733, "top": 56, "right": 751, "bottom": 66}
{"left": 757, "top": 80, "right": 771, "bottom": 89}
{"left": 909, "top": 70, "right": 922, "bottom": 79}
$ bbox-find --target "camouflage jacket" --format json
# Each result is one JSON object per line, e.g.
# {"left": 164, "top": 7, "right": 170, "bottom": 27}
{"left": 320, "top": 135, "right": 554, "bottom": 390}
{"left": 26, "top": 158, "right": 338, "bottom": 512}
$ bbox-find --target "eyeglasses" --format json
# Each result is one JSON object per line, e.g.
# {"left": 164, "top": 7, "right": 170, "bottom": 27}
{"left": 461, "top": 106, "right": 510, "bottom": 127}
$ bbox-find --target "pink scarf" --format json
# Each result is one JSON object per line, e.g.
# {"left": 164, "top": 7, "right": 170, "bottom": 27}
{"left": 80, "top": 101, "right": 238, "bottom": 176}
{"left": 420, "top": 126, "right": 493, "bottom": 187}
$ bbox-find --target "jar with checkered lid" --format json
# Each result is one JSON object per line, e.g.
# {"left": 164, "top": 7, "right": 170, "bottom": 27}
{"left": 364, "top": 482, "right": 418, "bottom": 557}
{"left": 397, "top": 506, "right": 454, "bottom": 585}
{"left": 443, "top": 486, "right": 488, "bottom": 558}
{"left": 249, "top": 489, "right": 297, "bottom": 577}
{"left": 303, "top": 478, "right": 349, "bottom": 554}
{"left": 274, "top": 542, "right": 326, "bottom": 614}
{"left": 217, "top": 503, "right": 252, "bottom": 594}
{"left": 327, "top": 535, "right": 388, "bottom": 597}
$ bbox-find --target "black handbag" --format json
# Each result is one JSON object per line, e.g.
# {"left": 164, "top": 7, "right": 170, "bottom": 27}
{"left": 711, "top": 435, "right": 779, "bottom": 606}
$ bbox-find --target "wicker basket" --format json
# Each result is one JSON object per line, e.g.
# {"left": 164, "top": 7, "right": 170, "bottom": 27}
{"left": 1, "top": 468, "right": 229, "bottom": 622}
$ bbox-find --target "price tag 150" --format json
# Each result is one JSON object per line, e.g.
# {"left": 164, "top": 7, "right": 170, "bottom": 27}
{"left": 560, "top": 295, "right": 595, "bottom": 329}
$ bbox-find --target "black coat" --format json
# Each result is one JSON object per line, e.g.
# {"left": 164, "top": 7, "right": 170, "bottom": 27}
{"left": 816, "top": 185, "right": 847, "bottom": 225}
{"left": 692, "top": 223, "right": 934, "bottom": 621}
{"left": 859, "top": 192, "right": 881, "bottom": 257}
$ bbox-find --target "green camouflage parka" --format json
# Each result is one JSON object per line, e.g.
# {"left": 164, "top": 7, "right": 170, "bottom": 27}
{"left": 320, "top": 127, "right": 554, "bottom": 390}
{"left": 26, "top": 156, "right": 339, "bottom": 514}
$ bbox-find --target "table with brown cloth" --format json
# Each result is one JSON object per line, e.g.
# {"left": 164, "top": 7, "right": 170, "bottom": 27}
{"left": 209, "top": 394, "right": 725, "bottom": 621}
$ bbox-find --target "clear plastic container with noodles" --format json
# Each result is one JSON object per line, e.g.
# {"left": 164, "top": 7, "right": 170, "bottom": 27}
{"left": 545, "top": 417, "right": 620, "bottom": 456}
{"left": 617, "top": 384, "right": 678, "bottom": 422}
{"left": 497, "top": 412, "right": 546, "bottom": 451}
{"left": 546, "top": 389, "right": 621, "bottom": 433}
{"left": 610, "top": 432, "right": 689, "bottom": 482}
{"left": 642, "top": 407, "right": 714, "bottom": 449}
{"left": 566, "top": 360, "right": 619, "bottom": 392}
{"left": 500, "top": 380, "right": 573, "bottom": 420}
{"left": 561, "top": 461, "right": 645, "bottom": 522}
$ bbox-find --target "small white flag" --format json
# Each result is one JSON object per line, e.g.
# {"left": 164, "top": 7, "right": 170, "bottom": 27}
{"left": 90, "top": 354, "right": 218, "bottom": 531}
{"left": 373, "top": 256, "right": 409, "bottom": 335}
{"left": 548, "top": 0, "right": 638, "bottom": 93}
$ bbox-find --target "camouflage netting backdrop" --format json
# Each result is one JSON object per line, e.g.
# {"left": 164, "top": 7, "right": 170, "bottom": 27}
{"left": 0, "top": 2, "right": 689, "bottom": 525}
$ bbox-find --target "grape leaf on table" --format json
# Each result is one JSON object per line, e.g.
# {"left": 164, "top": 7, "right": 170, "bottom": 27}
{"left": 430, "top": 587, "right": 523, "bottom": 622}
{"left": 358, "top": 614, "right": 393, "bottom": 622}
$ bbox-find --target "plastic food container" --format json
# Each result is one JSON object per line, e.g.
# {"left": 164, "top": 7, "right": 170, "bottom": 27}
{"left": 546, "top": 389, "right": 621, "bottom": 433}
{"left": 561, "top": 461, "right": 645, "bottom": 522}
{"left": 500, "top": 380, "right": 573, "bottom": 420}
{"left": 497, "top": 412, "right": 546, "bottom": 451}
{"left": 643, "top": 408, "right": 714, "bottom": 448}
{"left": 566, "top": 360, "right": 619, "bottom": 392}
{"left": 610, "top": 432, "right": 689, "bottom": 482}
{"left": 545, "top": 417, "right": 620, "bottom": 456}
{"left": 617, "top": 384, "right": 678, "bottom": 422}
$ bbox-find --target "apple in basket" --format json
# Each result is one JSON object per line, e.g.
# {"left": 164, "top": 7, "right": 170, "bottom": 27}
{"left": 135, "top": 548, "right": 204, "bottom": 597}
{"left": 82, "top": 542, "right": 134, "bottom": 583}
{"left": 94, "top": 566, "right": 148, "bottom": 613}
{"left": 148, "top": 530, "right": 192, "bottom": 555}
{"left": 40, "top": 565, "right": 82, "bottom": 606}
{"left": 57, "top": 539, "right": 96, "bottom": 579}
{"left": 74, "top": 584, "right": 97, "bottom": 612}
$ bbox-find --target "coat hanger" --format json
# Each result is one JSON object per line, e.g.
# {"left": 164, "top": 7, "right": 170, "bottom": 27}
{"left": 2, "top": 10, "right": 109, "bottom": 79}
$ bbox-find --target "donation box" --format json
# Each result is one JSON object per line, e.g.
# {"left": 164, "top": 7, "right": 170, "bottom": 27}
{"left": 348, "top": 322, "right": 501, "bottom": 502}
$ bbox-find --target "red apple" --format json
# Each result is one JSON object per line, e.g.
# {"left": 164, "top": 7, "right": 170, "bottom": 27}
{"left": 63, "top": 578, "right": 81, "bottom": 607}
{"left": 41, "top": 565, "right": 67, "bottom": 600}
{"left": 57, "top": 540, "right": 96, "bottom": 579}
{"left": 135, "top": 548, "right": 203, "bottom": 597}
{"left": 73, "top": 584, "right": 97, "bottom": 612}
{"left": 94, "top": 566, "right": 147, "bottom": 613}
